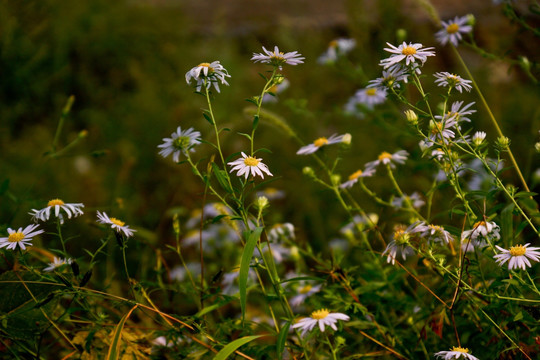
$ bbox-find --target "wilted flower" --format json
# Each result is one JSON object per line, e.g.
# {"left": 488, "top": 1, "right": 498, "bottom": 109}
{"left": 436, "top": 101, "right": 476, "bottom": 123}
{"left": 297, "top": 134, "right": 345, "bottom": 155}
{"left": 435, "top": 347, "right": 479, "bottom": 360}
{"left": 435, "top": 16, "right": 473, "bottom": 46}
{"left": 30, "top": 199, "right": 84, "bottom": 224}
{"left": 185, "top": 61, "right": 230, "bottom": 93}
{"left": 494, "top": 243, "right": 540, "bottom": 270}
{"left": 251, "top": 46, "right": 304, "bottom": 69}
{"left": 383, "top": 225, "right": 416, "bottom": 265}
{"left": 228, "top": 152, "right": 273, "bottom": 180}
{"left": 158, "top": 127, "right": 201, "bottom": 163}
{"left": 434, "top": 72, "right": 473, "bottom": 93}
{"left": 428, "top": 118, "right": 457, "bottom": 145}
{"left": 379, "top": 42, "right": 435, "bottom": 69}
{"left": 365, "top": 150, "right": 409, "bottom": 170}
{"left": 44, "top": 257, "right": 73, "bottom": 272}
{"left": 340, "top": 168, "right": 376, "bottom": 189}
{"left": 368, "top": 66, "right": 409, "bottom": 90}
{"left": 0, "top": 224, "right": 44, "bottom": 251}
{"left": 292, "top": 309, "right": 350, "bottom": 336}
{"left": 461, "top": 220, "right": 500, "bottom": 252}
{"left": 96, "top": 211, "right": 136, "bottom": 238}
{"left": 413, "top": 222, "right": 454, "bottom": 244}
{"left": 318, "top": 38, "right": 356, "bottom": 64}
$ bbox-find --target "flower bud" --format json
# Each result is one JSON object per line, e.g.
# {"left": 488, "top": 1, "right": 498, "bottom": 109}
{"left": 341, "top": 133, "right": 352, "bottom": 145}
{"left": 331, "top": 174, "right": 341, "bottom": 186}
{"left": 396, "top": 29, "right": 407, "bottom": 43}
{"left": 302, "top": 166, "right": 315, "bottom": 177}
{"left": 255, "top": 196, "right": 269, "bottom": 211}
{"left": 466, "top": 14, "right": 476, "bottom": 26}
{"left": 404, "top": 110, "right": 418, "bottom": 125}
{"left": 472, "top": 131, "right": 486, "bottom": 147}
{"left": 535, "top": 142, "right": 540, "bottom": 153}
{"left": 495, "top": 136, "right": 510, "bottom": 151}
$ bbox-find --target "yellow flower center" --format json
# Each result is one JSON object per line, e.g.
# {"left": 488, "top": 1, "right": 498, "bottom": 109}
{"left": 473, "top": 221, "right": 487, "bottom": 229}
{"left": 430, "top": 225, "right": 443, "bottom": 232}
{"left": 393, "top": 229, "right": 410, "bottom": 245}
{"left": 446, "top": 23, "right": 460, "bottom": 34}
{"left": 243, "top": 156, "right": 260, "bottom": 167}
{"left": 401, "top": 46, "right": 417, "bottom": 56}
{"left": 8, "top": 232, "right": 25, "bottom": 243}
{"left": 300, "top": 284, "right": 313, "bottom": 294}
{"left": 451, "top": 346, "right": 469, "bottom": 353}
{"left": 271, "top": 52, "right": 285, "bottom": 61}
{"left": 329, "top": 40, "right": 338, "bottom": 48}
{"left": 431, "top": 122, "right": 444, "bottom": 134}
{"left": 348, "top": 170, "right": 363, "bottom": 181}
{"left": 198, "top": 62, "right": 214, "bottom": 73}
{"left": 268, "top": 85, "right": 278, "bottom": 93}
{"left": 378, "top": 152, "right": 392, "bottom": 161}
{"left": 48, "top": 199, "right": 65, "bottom": 207}
{"left": 509, "top": 245, "right": 527, "bottom": 257}
{"left": 173, "top": 136, "right": 191, "bottom": 149}
{"left": 314, "top": 137, "right": 328, "bottom": 147}
{"left": 110, "top": 218, "right": 125, "bottom": 227}
{"left": 311, "top": 309, "right": 329, "bottom": 320}
{"left": 366, "top": 88, "right": 377, "bottom": 96}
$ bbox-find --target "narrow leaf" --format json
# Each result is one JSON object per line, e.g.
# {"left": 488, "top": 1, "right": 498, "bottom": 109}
{"left": 214, "top": 335, "right": 263, "bottom": 360}
{"left": 211, "top": 163, "right": 233, "bottom": 194}
{"left": 239, "top": 227, "right": 263, "bottom": 323}
{"left": 276, "top": 321, "right": 291, "bottom": 358}
{"left": 106, "top": 305, "right": 138, "bottom": 360}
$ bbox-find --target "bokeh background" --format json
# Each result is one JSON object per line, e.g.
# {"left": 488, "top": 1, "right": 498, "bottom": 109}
{"left": 1, "top": 0, "right": 539, "bottom": 274}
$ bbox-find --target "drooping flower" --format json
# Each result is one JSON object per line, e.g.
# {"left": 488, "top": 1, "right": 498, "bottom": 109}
{"left": 461, "top": 220, "right": 500, "bottom": 252}
{"left": 494, "top": 243, "right": 540, "bottom": 270}
{"left": 379, "top": 42, "right": 435, "bottom": 69}
{"left": 368, "top": 66, "right": 409, "bottom": 90}
{"left": 434, "top": 72, "right": 473, "bottom": 93}
{"left": 365, "top": 150, "right": 409, "bottom": 170}
{"left": 427, "top": 117, "right": 458, "bottom": 145}
{"left": 158, "top": 126, "right": 201, "bottom": 163}
{"left": 434, "top": 346, "right": 479, "bottom": 360}
{"left": 29, "top": 199, "right": 84, "bottom": 224}
{"left": 435, "top": 16, "right": 473, "bottom": 46}
{"left": 318, "top": 38, "right": 356, "bottom": 64}
{"left": 96, "top": 211, "right": 136, "bottom": 238}
{"left": 340, "top": 168, "right": 376, "bottom": 189}
{"left": 0, "top": 224, "right": 44, "bottom": 251}
{"left": 436, "top": 101, "right": 476, "bottom": 123}
{"left": 228, "top": 152, "right": 273, "bottom": 180}
{"left": 292, "top": 309, "right": 350, "bottom": 336}
{"left": 44, "top": 257, "right": 73, "bottom": 272}
{"left": 297, "top": 134, "right": 345, "bottom": 155}
{"left": 251, "top": 46, "right": 305, "bottom": 69}
{"left": 383, "top": 225, "right": 416, "bottom": 265}
{"left": 185, "top": 61, "right": 230, "bottom": 93}
{"left": 413, "top": 222, "right": 454, "bottom": 244}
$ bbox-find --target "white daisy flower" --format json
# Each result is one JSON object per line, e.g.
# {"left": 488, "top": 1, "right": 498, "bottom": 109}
{"left": 289, "top": 282, "right": 323, "bottom": 308}
{"left": 340, "top": 168, "right": 376, "bottom": 189}
{"left": 351, "top": 87, "right": 387, "bottom": 108}
{"left": 262, "top": 78, "right": 290, "bottom": 103}
{"left": 379, "top": 42, "right": 435, "bottom": 69}
{"left": 44, "top": 257, "right": 73, "bottom": 272}
{"left": 365, "top": 150, "right": 409, "bottom": 170}
{"left": 318, "top": 38, "right": 356, "bottom": 64}
{"left": 96, "top": 211, "right": 136, "bottom": 238}
{"left": 472, "top": 131, "right": 486, "bottom": 147}
{"left": 291, "top": 309, "right": 350, "bottom": 336}
{"left": 251, "top": 46, "right": 305, "bottom": 69}
{"left": 228, "top": 152, "right": 273, "bottom": 180}
{"left": 494, "top": 243, "right": 540, "bottom": 270}
{"left": 29, "top": 199, "right": 84, "bottom": 224}
{"left": 461, "top": 220, "right": 500, "bottom": 252}
{"left": 157, "top": 126, "right": 201, "bottom": 163}
{"left": 368, "top": 66, "right": 409, "bottom": 90}
{"left": 428, "top": 117, "right": 458, "bottom": 145}
{"left": 392, "top": 192, "right": 425, "bottom": 209}
{"left": 185, "top": 61, "right": 230, "bottom": 93}
{"left": 296, "top": 134, "right": 345, "bottom": 155}
{"left": 383, "top": 225, "right": 416, "bottom": 265}
{"left": 413, "top": 222, "right": 454, "bottom": 244}
{"left": 436, "top": 101, "right": 476, "bottom": 123}
{"left": 435, "top": 16, "right": 473, "bottom": 47}
{"left": 435, "top": 346, "right": 479, "bottom": 360}
{"left": 434, "top": 72, "right": 473, "bottom": 93}
{"left": 0, "top": 224, "right": 44, "bottom": 251}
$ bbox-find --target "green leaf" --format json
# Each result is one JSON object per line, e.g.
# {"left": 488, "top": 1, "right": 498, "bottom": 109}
{"left": 106, "top": 305, "right": 138, "bottom": 360}
{"left": 239, "top": 227, "right": 263, "bottom": 323}
{"left": 237, "top": 132, "right": 252, "bottom": 141}
{"left": 211, "top": 163, "right": 233, "bottom": 194}
{"left": 214, "top": 335, "right": 263, "bottom": 360}
{"left": 203, "top": 111, "right": 214, "bottom": 125}
{"left": 276, "top": 321, "right": 290, "bottom": 358}
{"left": 514, "top": 191, "right": 537, "bottom": 198}
{"left": 252, "top": 114, "right": 259, "bottom": 131}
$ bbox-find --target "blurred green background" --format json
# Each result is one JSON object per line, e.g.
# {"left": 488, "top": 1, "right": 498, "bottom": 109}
{"left": 1, "top": 0, "right": 539, "bottom": 261}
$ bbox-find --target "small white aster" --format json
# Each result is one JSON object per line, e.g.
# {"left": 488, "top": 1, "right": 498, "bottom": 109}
{"left": 96, "top": 211, "right": 136, "bottom": 238}
{"left": 289, "top": 282, "right": 323, "bottom": 308}
{"left": 461, "top": 220, "right": 500, "bottom": 252}
{"left": 368, "top": 66, "right": 409, "bottom": 90}
{"left": 379, "top": 42, "right": 435, "bottom": 69}
{"left": 318, "top": 38, "right": 356, "bottom": 64}
{"left": 427, "top": 117, "right": 458, "bottom": 145}
{"left": 44, "top": 257, "right": 73, "bottom": 272}
{"left": 351, "top": 87, "right": 387, "bottom": 108}
{"left": 435, "top": 346, "right": 479, "bottom": 360}
{"left": 383, "top": 225, "right": 416, "bottom": 265}
{"left": 392, "top": 192, "right": 425, "bottom": 209}
{"left": 0, "top": 224, "right": 44, "bottom": 251}
{"left": 494, "top": 243, "right": 540, "bottom": 270}
{"left": 434, "top": 72, "right": 473, "bottom": 93}
{"left": 340, "top": 168, "right": 376, "bottom": 189}
{"left": 436, "top": 101, "right": 476, "bottom": 123}
{"left": 227, "top": 152, "right": 273, "bottom": 180}
{"left": 365, "top": 150, "right": 409, "bottom": 170}
{"left": 251, "top": 46, "right": 305, "bottom": 69}
{"left": 29, "top": 199, "right": 84, "bottom": 224}
{"left": 185, "top": 61, "right": 230, "bottom": 93}
{"left": 412, "top": 222, "right": 454, "bottom": 244}
{"left": 472, "top": 131, "right": 486, "bottom": 147}
{"left": 297, "top": 134, "right": 345, "bottom": 155}
{"left": 435, "top": 16, "right": 473, "bottom": 47}
{"left": 157, "top": 126, "right": 201, "bottom": 163}
{"left": 291, "top": 309, "right": 350, "bottom": 336}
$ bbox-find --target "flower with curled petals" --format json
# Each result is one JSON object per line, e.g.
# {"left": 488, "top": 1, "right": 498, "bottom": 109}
{"left": 96, "top": 211, "right": 136, "bottom": 238}
{"left": 185, "top": 61, "right": 230, "bottom": 93}
{"left": 251, "top": 46, "right": 304, "bottom": 69}
{"left": 29, "top": 199, "right": 84, "bottom": 224}
{"left": 228, "top": 152, "right": 273, "bottom": 180}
